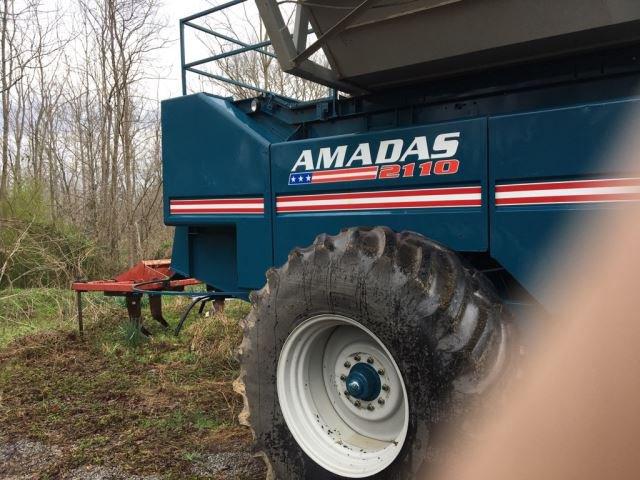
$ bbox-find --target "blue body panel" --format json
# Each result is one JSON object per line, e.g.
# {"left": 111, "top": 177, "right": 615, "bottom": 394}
{"left": 271, "top": 119, "right": 487, "bottom": 266}
{"left": 162, "top": 94, "right": 278, "bottom": 291}
{"left": 490, "top": 99, "right": 640, "bottom": 304}
{"left": 162, "top": 59, "right": 640, "bottom": 307}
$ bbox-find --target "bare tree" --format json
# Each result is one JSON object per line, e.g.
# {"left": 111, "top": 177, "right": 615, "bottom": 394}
{"left": 2, "top": 0, "right": 172, "bottom": 284}
{"left": 1, "top": 0, "right": 57, "bottom": 200}
{"left": 72, "top": 0, "right": 169, "bottom": 264}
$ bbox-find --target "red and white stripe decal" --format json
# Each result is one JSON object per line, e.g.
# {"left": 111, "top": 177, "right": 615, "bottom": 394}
{"left": 276, "top": 186, "right": 482, "bottom": 213}
{"left": 313, "top": 166, "right": 379, "bottom": 184}
{"left": 170, "top": 197, "right": 264, "bottom": 215}
{"left": 495, "top": 178, "right": 640, "bottom": 206}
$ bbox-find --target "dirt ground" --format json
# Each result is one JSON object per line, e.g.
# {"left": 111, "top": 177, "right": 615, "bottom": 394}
{"left": 0, "top": 300, "right": 265, "bottom": 480}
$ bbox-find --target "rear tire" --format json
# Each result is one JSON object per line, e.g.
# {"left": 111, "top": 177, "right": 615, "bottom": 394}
{"left": 237, "top": 227, "right": 514, "bottom": 479}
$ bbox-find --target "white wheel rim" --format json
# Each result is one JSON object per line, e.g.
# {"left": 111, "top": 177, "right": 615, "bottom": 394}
{"left": 277, "top": 314, "right": 409, "bottom": 478}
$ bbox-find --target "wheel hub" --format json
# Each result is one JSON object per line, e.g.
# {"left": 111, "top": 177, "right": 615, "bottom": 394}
{"left": 346, "top": 362, "right": 381, "bottom": 401}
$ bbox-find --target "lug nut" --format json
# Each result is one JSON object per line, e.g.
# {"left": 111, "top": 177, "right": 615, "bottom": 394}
{"left": 354, "top": 400, "right": 361, "bottom": 408}
{"left": 354, "top": 355, "right": 361, "bottom": 361}
{"left": 344, "top": 361, "right": 351, "bottom": 368}
{"left": 378, "top": 398, "right": 385, "bottom": 405}
{"left": 377, "top": 368, "right": 385, "bottom": 375}
{"left": 367, "top": 357, "right": 374, "bottom": 364}
{"left": 340, "top": 374, "right": 346, "bottom": 381}
{"left": 344, "top": 390, "right": 350, "bottom": 397}
{"left": 382, "top": 384, "right": 390, "bottom": 392}
{"left": 367, "top": 404, "right": 375, "bottom": 411}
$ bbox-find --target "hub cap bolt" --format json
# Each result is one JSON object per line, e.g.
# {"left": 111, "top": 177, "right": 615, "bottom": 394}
{"left": 354, "top": 400, "right": 361, "bottom": 408}
{"left": 367, "top": 404, "right": 375, "bottom": 411}
{"left": 378, "top": 368, "right": 385, "bottom": 375}
{"left": 344, "top": 361, "right": 351, "bottom": 368}
{"left": 378, "top": 398, "right": 385, "bottom": 405}
{"left": 382, "top": 384, "right": 390, "bottom": 392}
{"left": 354, "top": 355, "right": 361, "bottom": 361}
{"left": 367, "top": 357, "right": 374, "bottom": 364}
{"left": 340, "top": 374, "right": 346, "bottom": 381}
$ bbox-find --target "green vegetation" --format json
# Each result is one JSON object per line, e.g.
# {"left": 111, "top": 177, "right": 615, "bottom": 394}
{"left": 0, "top": 292, "right": 259, "bottom": 479}
{"left": 0, "top": 289, "right": 117, "bottom": 347}
{"left": 0, "top": 216, "right": 115, "bottom": 290}
{"left": 0, "top": 185, "right": 170, "bottom": 291}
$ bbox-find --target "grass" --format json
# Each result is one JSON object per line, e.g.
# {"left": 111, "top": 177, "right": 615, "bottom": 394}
{"left": 0, "top": 289, "right": 260, "bottom": 479}
{"left": 0, "top": 288, "right": 128, "bottom": 347}
{"left": 0, "top": 289, "right": 79, "bottom": 346}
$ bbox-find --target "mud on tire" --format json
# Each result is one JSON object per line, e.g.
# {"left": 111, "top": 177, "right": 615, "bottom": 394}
{"left": 236, "top": 226, "right": 515, "bottom": 479}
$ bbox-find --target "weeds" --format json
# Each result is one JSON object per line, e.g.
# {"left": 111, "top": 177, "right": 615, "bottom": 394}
{"left": 120, "top": 320, "right": 150, "bottom": 348}
{"left": 0, "top": 288, "right": 121, "bottom": 347}
{"left": 0, "top": 216, "right": 112, "bottom": 289}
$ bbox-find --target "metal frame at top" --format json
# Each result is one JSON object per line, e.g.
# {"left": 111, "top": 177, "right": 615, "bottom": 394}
{"left": 180, "top": 0, "right": 292, "bottom": 100}
{"left": 254, "top": 0, "right": 367, "bottom": 94}
{"left": 180, "top": 0, "right": 367, "bottom": 100}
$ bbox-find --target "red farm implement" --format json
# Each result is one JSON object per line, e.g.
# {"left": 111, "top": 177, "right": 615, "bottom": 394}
{"left": 71, "top": 259, "right": 204, "bottom": 336}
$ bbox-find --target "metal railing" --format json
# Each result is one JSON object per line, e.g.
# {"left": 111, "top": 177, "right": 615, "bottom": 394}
{"left": 180, "top": 0, "right": 295, "bottom": 100}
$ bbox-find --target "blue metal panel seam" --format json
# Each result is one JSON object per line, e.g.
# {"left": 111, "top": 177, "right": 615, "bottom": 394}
{"left": 268, "top": 141, "right": 277, "bottom": 273}
{"left": 487, "top": 115, "right": 494, "bottom": 259}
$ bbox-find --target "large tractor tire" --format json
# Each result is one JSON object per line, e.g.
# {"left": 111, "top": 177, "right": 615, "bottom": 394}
{"left": 237, "top": 226, "right": 514, "bottom": 479}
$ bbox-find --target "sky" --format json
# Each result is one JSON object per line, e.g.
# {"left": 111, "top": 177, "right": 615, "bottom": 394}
{"left": 151, "top": 0, "right": 215, "bottom": 101}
